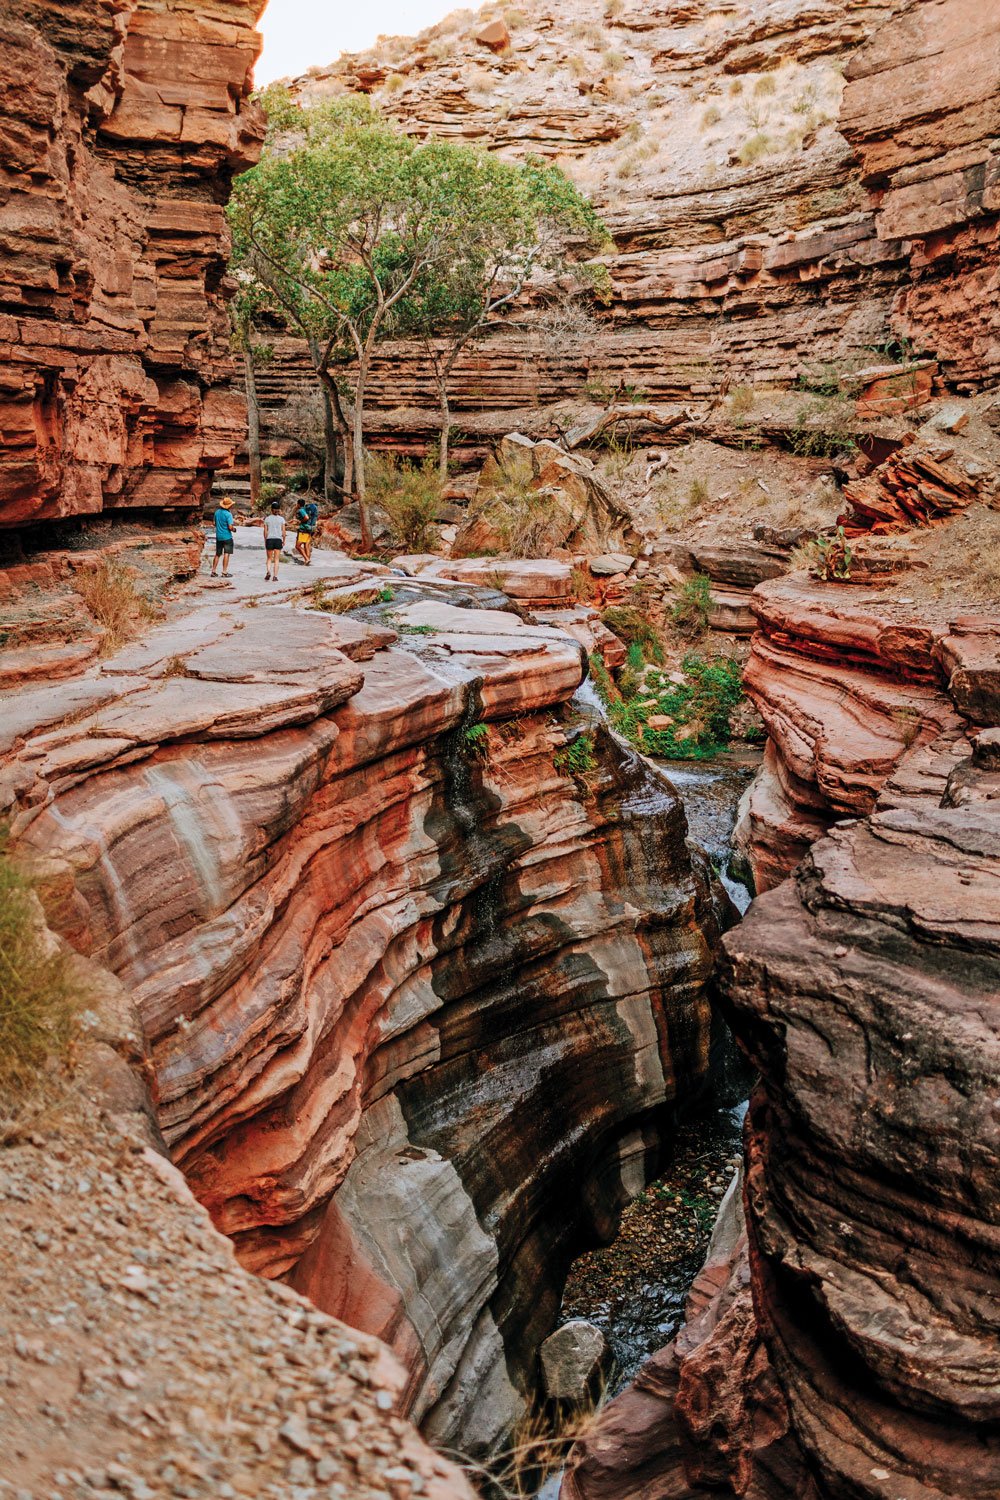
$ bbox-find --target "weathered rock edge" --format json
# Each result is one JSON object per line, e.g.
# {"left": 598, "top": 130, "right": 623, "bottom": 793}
{"left": 564, "top": 787, "right": 1000, "bottom": 1499}
{"left": 3, "top": 590, "right": 726, "bottom": 1450}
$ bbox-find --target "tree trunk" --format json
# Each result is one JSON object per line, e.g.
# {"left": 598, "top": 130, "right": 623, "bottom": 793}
{"left": 437, "top": 377, "right": 451, "bottom": 484}
{"left": 318, "top": 377, "right": 340, "bottom": 506}
{"left": 352, "top": 356, "right": 372, "bottom": 552}
{"left": 244, "top": 348, "right": 262, "bottom": 511}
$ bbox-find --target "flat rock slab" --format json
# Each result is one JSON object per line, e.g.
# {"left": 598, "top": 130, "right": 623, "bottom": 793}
{"left": 414, "top": 557, "right": 574, "bottom": 600}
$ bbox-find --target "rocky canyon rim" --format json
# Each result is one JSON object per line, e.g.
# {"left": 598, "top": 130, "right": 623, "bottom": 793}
{"left": 1, "top": 1, "right": 999, "bottom": 1499}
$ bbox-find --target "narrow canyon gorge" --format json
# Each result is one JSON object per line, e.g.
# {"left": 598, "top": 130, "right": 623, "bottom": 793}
{"left": 0, "top": 1, "right": 998, "bottom": 1499}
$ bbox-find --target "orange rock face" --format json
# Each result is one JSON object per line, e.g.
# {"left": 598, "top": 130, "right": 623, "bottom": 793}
{"left": 269, "top": 0, "right": 1000, "bottom": 457}
{"left": 2, "top": 583, "right": 724, "bottom": 1450}
{"left": 734, "top": 575, "right": 996, "bottom": 889}
{"left": 0, "top": 0, "right": 264, "bottom": 529}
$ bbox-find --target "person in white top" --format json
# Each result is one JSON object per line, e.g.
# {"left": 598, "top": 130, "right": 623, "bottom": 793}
{"left": 263, "top": 501, "right": 286, "bottom": 581}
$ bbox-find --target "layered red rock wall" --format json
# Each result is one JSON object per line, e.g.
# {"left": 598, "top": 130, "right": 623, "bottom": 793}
{"left": 264, "top": 0, "right": 999, "bottom": 459}
{"left": 1, "top": 586, "right": 724, "bottom": 1450}
{"left": 735, "top": 577, "right": 998, "bottom": 890}
{"left": 0, "top": 0, "right": 264, "bottom": 530}
{"left": 566, "top": 790, "right": 1000, "bottom": 1500}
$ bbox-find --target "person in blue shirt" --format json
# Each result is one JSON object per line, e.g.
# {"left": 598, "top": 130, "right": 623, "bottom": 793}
{"left": 211, "top": 503, "right": 237, "bottom": 578}
{"left": 293, "top": 498, "right": 319, "bottom": 565}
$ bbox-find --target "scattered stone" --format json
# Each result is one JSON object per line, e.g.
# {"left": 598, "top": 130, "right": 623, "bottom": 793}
{"left": 589, "top": 553, "right": 634, "bottom": 577}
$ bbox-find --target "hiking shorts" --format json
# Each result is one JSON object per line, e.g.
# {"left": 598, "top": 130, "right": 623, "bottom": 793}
{"left": 265, "top": 538, "right": 283, "bottom": 552}
{"left": 297, "top": 531, "right": 311, "bottom": 546}
{"left": 215, "top": 538, "right": 233, "bottom": 556}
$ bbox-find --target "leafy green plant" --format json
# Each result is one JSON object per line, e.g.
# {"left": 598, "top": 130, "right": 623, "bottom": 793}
{"left": 554, "top": 731, "right": 597, "bottom": 778}
{"left": 808, "top": 525, "right": 853, "bottom": 581}
{"left": 261, "top": 455, "right": 285, "bottom": 480}
{"left": 670, "top": 574, "right": 713, "bottom": 639}
{"left": 625, "top": 640, "right": 645, "bottom": 672}
{"left": 611, "top": 654, "right": 746, "bottom": 760}
{"left": 600, "top": 605, "right": 664, "bottom": 663}
{"left": 462, "top": 720, "right": 491, "bottom": 760}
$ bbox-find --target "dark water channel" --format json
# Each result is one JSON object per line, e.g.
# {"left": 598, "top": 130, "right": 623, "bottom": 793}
{"left": 557, "top": 748, "right": 759, "bottom": 1390}
{"left": 526, "top": 750, "right": 758, "bottom": 1498}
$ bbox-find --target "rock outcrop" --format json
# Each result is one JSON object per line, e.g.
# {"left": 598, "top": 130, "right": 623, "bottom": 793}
{"left": 565, "top": 786, "right": 1000, "bottom": 1500}
{"left": 262, "top": 0, "right": 1000, "bottom": 460}
{"left": 0, "top": 0, "right": 264, "bottom": 530}
{"left": 734, "top": 575, "right": 999, "bottom": 889}
{"left": 2, "top": 563, "right": 724, "bottom": 1450}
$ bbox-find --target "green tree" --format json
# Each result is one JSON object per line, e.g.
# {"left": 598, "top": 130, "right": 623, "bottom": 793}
{"left": 228, "top": 89, "right": 607, "bottom": 543}
{"left": 397, "top": 153, "right": 608, "bottom": 478}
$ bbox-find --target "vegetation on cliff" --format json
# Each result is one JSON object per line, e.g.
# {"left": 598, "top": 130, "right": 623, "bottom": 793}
{"left": 229, "top": 86, "right": 606, "bottom": 543}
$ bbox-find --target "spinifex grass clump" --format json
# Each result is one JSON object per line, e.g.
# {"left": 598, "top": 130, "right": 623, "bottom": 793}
{"left": 0, "top": 844, "right": 81, "bottom": 1104}
{"left": 670, "top": 573, "right": 713, "bottom": 639}
{"left": 76, "top": 558, "right": 155, "bottom": 655}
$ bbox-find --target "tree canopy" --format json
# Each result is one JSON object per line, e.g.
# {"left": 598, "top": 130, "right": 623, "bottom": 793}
{"left": 227, "top": 86, "right": 608, "bottom": 543}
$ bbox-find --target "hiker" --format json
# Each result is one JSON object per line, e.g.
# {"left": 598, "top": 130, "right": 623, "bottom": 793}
{"left": 293, "top": 497, "right": 319, "bottom": 565}
{"left": 263, "top": 501, "right": 286, "bottom": 580}
{"left": 211, "top": 500, "right": 237, "bottom": 578}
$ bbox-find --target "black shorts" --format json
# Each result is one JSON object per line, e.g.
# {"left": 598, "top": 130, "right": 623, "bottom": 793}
{"left": 265, "top": 539, "right": 283, "bottom": 551}
{"left": 215, "top": 538, "right": 233, "bottom": 556}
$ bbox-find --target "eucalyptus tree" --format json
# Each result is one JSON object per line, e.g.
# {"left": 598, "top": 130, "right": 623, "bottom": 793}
{"left": 398, "top": 153, "right": 609, "bottom": 479}
{"left": 228, "top": 87, "right": 607, "bottom": 544}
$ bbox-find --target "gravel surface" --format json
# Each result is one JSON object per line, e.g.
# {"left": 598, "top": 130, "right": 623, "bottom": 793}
{"left": 560, "top": 1108, "right": 745, "bottom": 1387}
{"left": 0, "top": 1092, "right": 471, "bottom": 1500}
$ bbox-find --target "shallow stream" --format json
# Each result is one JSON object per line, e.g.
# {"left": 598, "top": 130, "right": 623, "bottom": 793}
{"left": 557, "top": 750, "right": 757, "bottom": 1391}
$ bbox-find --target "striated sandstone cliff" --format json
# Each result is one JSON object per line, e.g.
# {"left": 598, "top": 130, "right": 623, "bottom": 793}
{"left": 565, "top": 780, "right": 1000, "bottom": 1500}
{"left": 265, "top": 0, "right": 1000, "bottom": 457}
{"left": 2, "top": 566, "right": 725, "bottom": 1449}
{"left": 735, "top": 576, "right": 999, "bottom": 889}
{"left": 0, "top": 0, "right": 264, "bottom": 530}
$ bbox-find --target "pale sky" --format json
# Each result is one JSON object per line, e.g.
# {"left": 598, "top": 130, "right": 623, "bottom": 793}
{"left": 256, "top": 0, "right": 459, "bottom": 84}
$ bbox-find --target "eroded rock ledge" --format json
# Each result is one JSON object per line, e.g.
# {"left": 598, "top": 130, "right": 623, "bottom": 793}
{"left": 737, "top": 575, "right": 998, "bottom": 889}
{"left": 565, "top": 790, "right": 1000, "bottom": 1500}
{"left": 3, "top": 577, "right": 725, "bottom": 1449}
{"left": 0, "top": 0, "right": 264, "bottom": 529}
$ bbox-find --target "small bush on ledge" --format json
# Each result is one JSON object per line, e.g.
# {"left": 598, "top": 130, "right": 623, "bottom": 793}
{"left": 0, "top": 842, "right": 82, "bottom": 1107}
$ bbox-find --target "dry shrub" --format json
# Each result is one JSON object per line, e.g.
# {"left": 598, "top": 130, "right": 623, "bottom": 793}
{"left": 455, "top": 1387, "right": 611, "bottom": 1500}
{"left": 739, "top": 131, "right": 772, "bottom": 166}
{"left": 729, "top": 384, "right": 755, "bottom": 416}
{"left": 0, "top": 844, "right": 82, "bottom": 1110}
{"left": 472, "top": 452, "right": 567, "bottom": 558}
{"left": 75, "top": 558, "right": 155, "bottom": 655}
{"left": 366, "top": 451, "right": 442, "bottom": 553}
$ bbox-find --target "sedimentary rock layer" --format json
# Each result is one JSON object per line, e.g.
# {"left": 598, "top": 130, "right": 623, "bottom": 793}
{"left": 735, "top": 575, "right": 1000, "bottom": 888}
{"left": 265, "top": 0, "right": 1000, "bottom": 457}
{"left": 2, "top": 578, "right": 722, "bottom": 1448}
{"left": 0, "top": 0, "right": 264, "bottom": 529}
{"left": 565, "top": 790, "right": 1000, "bottom": 1500}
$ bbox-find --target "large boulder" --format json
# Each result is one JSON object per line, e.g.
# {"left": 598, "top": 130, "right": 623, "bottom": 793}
{"left": 453, "top": 435, "right": 628, "bottom": 559}
{"left": 540, "top": 1320, "right": 609, "bottom": 1403}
